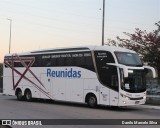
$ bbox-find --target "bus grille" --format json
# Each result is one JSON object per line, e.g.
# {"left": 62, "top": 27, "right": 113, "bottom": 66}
{"left": 130, "top": 97, "right": 143, "bottom": 100}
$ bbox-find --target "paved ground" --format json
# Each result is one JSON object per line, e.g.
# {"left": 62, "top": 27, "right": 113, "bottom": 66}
{"left": 0, "top": 94, "right": 160, "bottom": 128}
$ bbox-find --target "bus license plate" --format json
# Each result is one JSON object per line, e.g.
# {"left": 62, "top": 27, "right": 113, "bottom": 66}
{"left": 135, "top": 101, "right": 139, "bottom": 104}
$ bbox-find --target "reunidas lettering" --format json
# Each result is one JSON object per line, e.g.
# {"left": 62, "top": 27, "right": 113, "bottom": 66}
{"left": 47, "top": 68, "right": 81, "bottom": 78}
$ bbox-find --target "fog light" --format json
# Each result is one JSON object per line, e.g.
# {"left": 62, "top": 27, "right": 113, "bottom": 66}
{"left": 123, "top": 101, "right": 126, "bottom": 104}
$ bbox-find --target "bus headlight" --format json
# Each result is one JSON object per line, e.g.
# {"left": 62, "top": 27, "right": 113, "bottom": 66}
{"left": 125, "top": 97, "right": 129, "bottom": 100}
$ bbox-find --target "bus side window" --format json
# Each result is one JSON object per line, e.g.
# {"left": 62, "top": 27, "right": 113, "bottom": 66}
{"left": 51, "top": 58, "right": 57, "bottom": 66}
{"left": 65, "top": 57, "right": 73, "bottom": 66}
{"left": 74, "top": 55, "right": 85, "bottom": 68}
{"left": 42, "top": 58, "right": 51, "bottom": 67}
{"left": 33, "top": 55, "right": 41, "bottom": 67}
{"left": 14, "top": 62, "right": 23, "bottom": 67}
{"left": 85, "top": 56, "right": 94, "bottom": 71}
{"left": 57, "top": 56, "right": 65, "bottom": 66}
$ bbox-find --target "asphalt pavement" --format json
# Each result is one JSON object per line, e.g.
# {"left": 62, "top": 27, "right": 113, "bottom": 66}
{"left": 0, "top": 93, "right": 160, "bottom": 110}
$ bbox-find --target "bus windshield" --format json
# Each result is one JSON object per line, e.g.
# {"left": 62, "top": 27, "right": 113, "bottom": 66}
{"left": 121, "top": 70, "right": 146, "bottom": 93}
{"left": 115, "top": 52, "right": 142, "bottom": 66}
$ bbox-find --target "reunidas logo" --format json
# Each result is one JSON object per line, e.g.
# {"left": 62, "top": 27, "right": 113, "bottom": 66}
{"left": 47, "top": 68, "right": 81, "bottom": 78}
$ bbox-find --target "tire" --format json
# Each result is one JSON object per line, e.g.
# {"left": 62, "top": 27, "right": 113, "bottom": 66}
{"left": 16, "top": 90, "right": 23, "bottom": 101}
{"left": 157, "top": 92, "right": 160, "bottom": 95}
{"left": 25, "top": 90, "right": 32, "bottom": 102}
{"left": 87, "top": 95, "right": 97, "bottom": 108}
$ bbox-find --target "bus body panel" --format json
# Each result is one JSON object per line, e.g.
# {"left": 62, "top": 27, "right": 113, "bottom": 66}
{"left": 3, "top": 45, "right": 155, "bottom": 107}
{"left": 3, "top": 76, "right": 14, "bottom": 95}
{"left": 99, "top": 86, "right": 109, "bottom": 105}
{"left": 109, "top": 89, "right": 119, "bottom": 106}
{"left": 66, "top": 79, "right": 84, "bottom": 102}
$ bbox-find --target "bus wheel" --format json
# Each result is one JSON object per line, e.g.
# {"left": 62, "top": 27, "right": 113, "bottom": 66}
{"left": 87, "top": 95, "right": 97, "bottom": 108}
{"left": 25, "top": 90, "right": 32, "bottom": 102}
{"left": 16, "top": 90, "right": 23, "bottom": 101}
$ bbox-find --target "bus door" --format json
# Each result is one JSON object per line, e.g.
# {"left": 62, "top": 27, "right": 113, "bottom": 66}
{"left": 94, "top": 51, "right": 119, "bottom": 106}
{"left": 109, "top": 68, "right": 119, "bottom": 106}
{"left": 99, "top": 66, "right": 119, "bottom": 106}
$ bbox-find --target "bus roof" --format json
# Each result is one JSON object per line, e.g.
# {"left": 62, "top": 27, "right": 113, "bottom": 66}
{"left": 4, "top": 45, "right": 136, "bottom": 57}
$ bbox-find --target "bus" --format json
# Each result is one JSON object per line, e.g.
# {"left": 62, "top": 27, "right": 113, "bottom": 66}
{"left": 3, "top": 46, "right": 157, "bottom": 107}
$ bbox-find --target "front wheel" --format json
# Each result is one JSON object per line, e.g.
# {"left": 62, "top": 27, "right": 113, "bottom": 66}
{"left": 87, "top": 95, "right": 97, "bottom": 108}
{"left": 25, "top": 90, "right": 32, "bottom": 102}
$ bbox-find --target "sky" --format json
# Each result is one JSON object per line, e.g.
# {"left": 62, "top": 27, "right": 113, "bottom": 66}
{"left": 0, "top": 0, "right": 160, "bottom": 62}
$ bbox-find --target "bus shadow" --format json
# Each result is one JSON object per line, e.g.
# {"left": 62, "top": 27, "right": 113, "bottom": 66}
{"left": 31, "top": 98, "right": 141, "bottom": 112}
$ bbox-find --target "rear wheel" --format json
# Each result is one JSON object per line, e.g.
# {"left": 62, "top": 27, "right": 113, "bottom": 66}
{"left": 16, "top": 90, "right": 23, "bottom": 101}
{"left": 87, "top": 95, "right": 97, "bottom": 108}
{"left": 25, "top": 90, "right": 32, "bottom": 101}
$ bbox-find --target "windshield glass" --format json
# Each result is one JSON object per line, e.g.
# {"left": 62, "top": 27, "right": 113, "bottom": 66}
{"left": 115, "top": 52, "right": 142, "bottom": 66}
{"left": 121, "top": 70, "right": 146, "bottom": 93}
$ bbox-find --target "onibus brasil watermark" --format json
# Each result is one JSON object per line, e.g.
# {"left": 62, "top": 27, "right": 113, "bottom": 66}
{"left": 2, "top": 120, "right": 42, "bottom": 126}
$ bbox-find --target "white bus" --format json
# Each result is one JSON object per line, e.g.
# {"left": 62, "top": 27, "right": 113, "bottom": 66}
{"left": 3, "top": 46, "right": 157, "bottom": 107}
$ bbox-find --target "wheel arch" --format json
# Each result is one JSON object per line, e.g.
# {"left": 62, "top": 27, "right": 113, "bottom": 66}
{"left": 85, "top": 91, "right": 99, "bottom": 104}
{"left": 15, "top": 88, "right": 22, "bottom": 96}
{"left": 24, "top": 88, "right": 31, "bottom": 95}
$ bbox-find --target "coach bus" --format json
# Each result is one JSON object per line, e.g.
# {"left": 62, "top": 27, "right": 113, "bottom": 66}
{"left": 3, "top": 46, "right": 157, "bottom": 107}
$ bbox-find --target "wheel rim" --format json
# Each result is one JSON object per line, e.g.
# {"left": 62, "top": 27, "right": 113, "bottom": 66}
{"left": 88, "top": 96, "right": 96, "bottom": 107}
{"left": 17, "top": 91, "right": 22, "bottom": 100}
{"left": 26, "top": 92, "right": 31, "bottom": 100}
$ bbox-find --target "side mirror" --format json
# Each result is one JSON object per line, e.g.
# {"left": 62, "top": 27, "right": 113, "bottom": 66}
{"left": 143, "top": 66, "right": 157, "bottom": 78}
{"left": 121, "top": 66, "right": 128, "bottom": 78}
{"left": 106, "top": 63, "right": 128, "bottom": 77}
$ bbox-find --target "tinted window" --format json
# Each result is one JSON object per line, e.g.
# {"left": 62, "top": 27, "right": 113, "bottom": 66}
{"left": 115, "top": 52, "right": 142, "bottom": 66}
{"left": 95, "top": 51, "right": 118, "bottom": 91}
{"left": 14, "top": 62, "right": 23, "bottom": 67}
{"left": 122, "top": 70, "right": 146, "bottom": 93}
{"left": 12, "top": 52, "right": 95, "bottom": 72}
